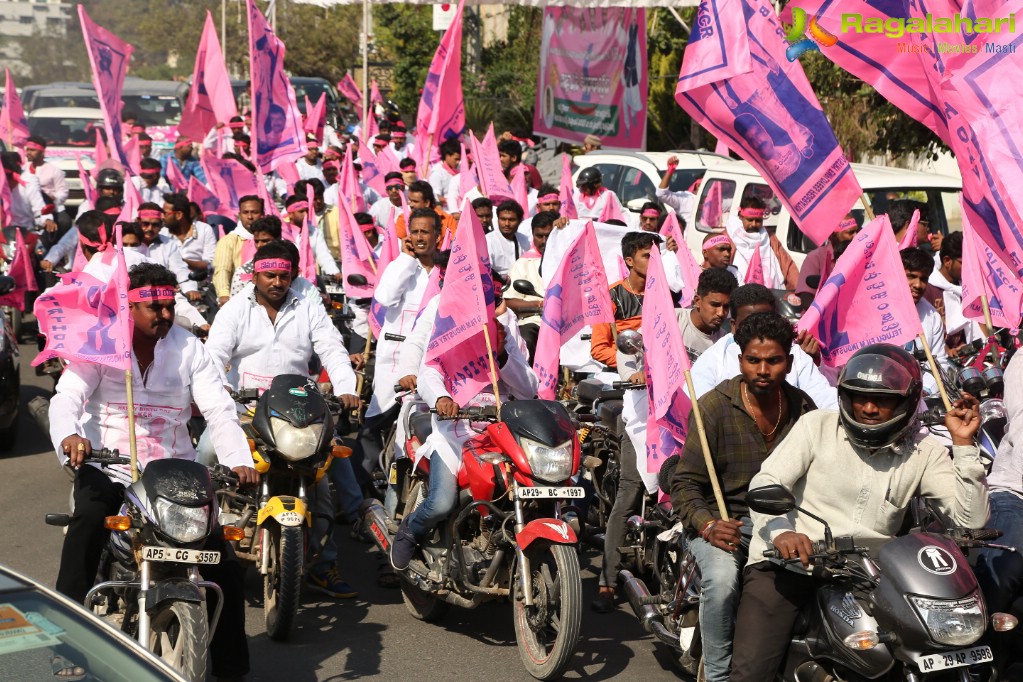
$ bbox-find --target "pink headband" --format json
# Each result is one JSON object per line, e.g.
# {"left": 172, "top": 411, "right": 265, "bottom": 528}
{"left": 739, "top": 208, "right": 766, "bottom": 219}
{"left": 138, "top": 209, "right": 162, "bottom": 220}
{"left": 228, "top": 121, "right": 246, "bottom": 129}
{"left": 103, "top": 207, "right": 122, "bottom": 216}
{"left": 131, "top": 125, "right": 145, "bottom": 133}
{"left": 128, "top": 286, "right": 176, "bottom": 302}
{"left": 139, "top": 169, "right": 160, "bottom": 176}
{"left": 392, "top": 131, "right": 406, "bottom": 138}
{"left": 174, "top": 139, "right": 193, "bottom": 150}
{"left": 288, "top": 201, "right": 309, "bottom": 213}
{"left": 25, "top": 142, "right": 45, "bottom": 151}
{"left": 306, "top": 140, "right": 319, "bottom": 148}
{"left": 79, "top": 224, "right": 109, "bottom": 251}
{"left": 254, "top": 258, "right": 292, "bottom": 272}
{"left": 837, "top": 218, "right": 858, "bottom": 231}
{"left": 322, "top": 160, "right": 340, "bottom": 170}
{"left": 641, "top": 209, "right": 661, "bottom": 218}
{"left": 537, "top": 194, "right": 560, "bottom": 204}
{"left": 703, "top": 234, "right": 733, "bottom": 250}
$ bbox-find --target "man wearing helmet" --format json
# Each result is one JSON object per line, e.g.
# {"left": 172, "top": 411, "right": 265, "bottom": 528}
{"left": 573, "top": 166, "right": 628, "bottom": 222}
{"left": 40, "top": 167, "right": 126, "bottom": 271}
{"left": 728, "top": 343, "right": 989, "bottom": 682}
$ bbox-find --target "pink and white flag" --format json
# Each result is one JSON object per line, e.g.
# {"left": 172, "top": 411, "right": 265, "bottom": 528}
{"left": 533, "top": 221, "right": 615, "bottom": 399}
{"left": 33, "top": 226, "right": 133, "bottom": 371}
{"left": 79, "top": 6, "right": 133, "bottom": 169}
{"left": 369, "top": 79, "right": 384, "bottom": 108}
{"left": 744, "top": 246, "right": 765, "bottom": 284}
{"left": 123, "top": 135, "right": 142, "bottom": 176}
{"left": 336, "top": 188, "right": 378, "bottom": 299}
{"left": 642, "top": 246, "right": 692, "bottom": 473}
{"left": 559, "top": 153, "right": 577, "bottom": 220}
{"left": 471, "top": 126, "right": 514, "bottom": 201}
{"left": 76, "top": 154, "right": 97, "bottom": 208}
{"left": 90, "top": 128, "right": 109, "bottom": 179}
{"left": 201, "top": 153, "right": 260, "bottom": 219}
{"left": 165, "top": 158, "right": 186, "bottom": 192}
{"left": 303, "top": 93, "right": 327, "bottom": 146}
{"left": 796, "top": 215, "right": 923, "bottom": 367}
{"left": 0, "top": 162, "right": 10, "bottom": 228}
{"left": 962, "top": 214, "right": 1023, "bottom": 330}
{"left": 247, "top": 0, "right": 304, "bottom": 173}
{"left": 598, "top": 192, "right": 626, "bottom": 223}
{"left": 179, "top": 11, "right": 238, "bottom": 143}
{"left": 0, "top": 69, "right": 30, "bottom": 149}
{"left": 661, "top": 212, "right": 701, "bottom": 306}
{"left": 0, "top": 228, "right": 37, "bottom": 310}
{"left": 423, "top": 206, "right": 497, "bottom": 403}
{"left": 457, "top": 141, "right": 477, "bottom": 210}
{"left": 510, "top": 165, "right": 530, "bottom": 216}
{"left": 298, "top": 184, "right": 317, "bottom": 282}
{"left": 897, "top": 209, "right": 921, "bottom": 251}
{"left": 416, "top": 0, "right": 466, "bottom": 146}
{"left": 188, "top": 175, "right": 223, "bottom": 217}
{"left": 340, "top": 150, "right": 365, "bottom": 213}
{"left": 337, "top": 73, "right": 363, "bottom": 116}
{"left": 675, "top": 0, "right": 862, "bottom": 247}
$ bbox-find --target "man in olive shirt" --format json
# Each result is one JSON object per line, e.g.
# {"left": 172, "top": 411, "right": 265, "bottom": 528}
{"left": 670, "top": 312, "right": 815, "bottom": 682}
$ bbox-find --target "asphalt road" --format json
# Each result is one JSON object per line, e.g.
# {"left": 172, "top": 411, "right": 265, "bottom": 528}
{"left": 0, "top": 335, "right": 682, "bottom": 681}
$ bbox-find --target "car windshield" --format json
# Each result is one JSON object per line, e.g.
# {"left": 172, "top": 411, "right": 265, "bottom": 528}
{"left": 0, "top": 590, "right": 177, "bottom": 681}
{"left": 666, "top": 167, "right": 706, "bottom": 194}
{"left": 122, "top": 95, "right": 182, "bottom": 127}
{"left": 292, "top": 82, "right": 334, "bottom": 114}
{"left": 32, "top": 94, "right": 100, "bottom": 110}
{"left": 28, "top": 117, "right": 102, "bottom": 147}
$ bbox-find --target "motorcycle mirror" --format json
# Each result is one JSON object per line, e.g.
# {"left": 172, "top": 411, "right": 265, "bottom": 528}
{"left": 958, "top": 367, "right": 985, "bottom": 399}
{"left": 187, "top": 269, "right": 209, "bottom": 282}
{"left": 746, "top": 485, "right": 797, "bottom": 516}
{"left": 0, "top": 276, "right": 15, "bottom": 295}
{"left": 512, "top": 279, "right": 539, "bottom": 297}
{"left": 616, "top": 329, "right": 644, "bottom": 355}
{"left": 805, "top": 275, "right": 821, "bottom": 290}
{"left": 347, "top": 273, "right": 368, "bottom": 287}
{"left": 982, "top": 366, "right": 1005, "bottom": 396}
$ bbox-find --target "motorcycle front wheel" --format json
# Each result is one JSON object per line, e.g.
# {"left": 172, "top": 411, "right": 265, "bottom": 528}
{"left": 513, "top": 541, "right": 582, "bottom": 680}
{"left": 264, "top": 524, "right": 303, "bottom": 641}
{"left": 148, "top": 600, "right": 210, "bottom": 682}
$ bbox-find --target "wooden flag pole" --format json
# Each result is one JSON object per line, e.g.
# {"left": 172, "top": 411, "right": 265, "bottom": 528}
{"left": 482, "top": 323, "right": 502, "bottom": 416}
{"left": 917, "top": 332, "right": 952, "bottom": 411}
{"left": 125, "top": 369, "right": 140, "bottom": 483}
{"left": 978, "top": 293, "right": 999, "bottom": 365}
{"left": 355, "top": 333, "right": 372, "bottom": 400}
{"left": 683, "top": 369, "right": 728, "bottom": 519}
{"left": 859, "top": 194, "right": 875, "bottom": 221}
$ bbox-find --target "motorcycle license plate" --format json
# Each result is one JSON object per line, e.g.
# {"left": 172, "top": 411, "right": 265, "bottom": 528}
{"left": 517, "top": 486, "right": 585, "bottom": 499}
{"left": 140, "top": 546, "right": 221, "bottom": 565}
{"left": 324, "top": 283, "right": 344, "bottom": 295}
{"left": 915, "top": 645, "right": 992, "bottom": 672}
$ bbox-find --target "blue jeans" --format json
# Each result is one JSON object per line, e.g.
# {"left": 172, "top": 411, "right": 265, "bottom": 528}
{"left": 975, "top": 491, "right": 1023, "bottom": 613}
{"left": 405, "top": 456, "right": 458, "bottom": 540}
{"left": 328, "top": 456, "right": 364, "bottom": 523}
{"left": 687, "top": 520, "right": 750, "bottom": 682}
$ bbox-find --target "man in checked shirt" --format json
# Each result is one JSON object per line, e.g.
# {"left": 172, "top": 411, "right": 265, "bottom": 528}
{"left": 669, "top": 312, "right": 816, "bottom": 682}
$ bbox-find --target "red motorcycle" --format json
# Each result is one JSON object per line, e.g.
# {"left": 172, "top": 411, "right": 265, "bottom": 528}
{"left": 364, "top": 399, "right": 584, "bottom": 680}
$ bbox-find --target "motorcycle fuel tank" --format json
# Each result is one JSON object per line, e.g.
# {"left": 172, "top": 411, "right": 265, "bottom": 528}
{"left": 809, "top": 586, "right": 894, "bottom": 678}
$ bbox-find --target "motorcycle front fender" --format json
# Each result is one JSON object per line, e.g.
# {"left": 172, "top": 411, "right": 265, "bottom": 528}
{"left": 145, "top": 577, "right": 203, "bottom": 614}
{"left": 256, "top": 496, "right": 308, "bottom": 527}
{"left": 517, "top": 518, "right": 577, "bottom": 550}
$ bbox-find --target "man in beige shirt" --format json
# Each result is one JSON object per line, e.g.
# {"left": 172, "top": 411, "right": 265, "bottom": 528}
{"left": 212, "top": 195, "right": 265, "bottom": 303}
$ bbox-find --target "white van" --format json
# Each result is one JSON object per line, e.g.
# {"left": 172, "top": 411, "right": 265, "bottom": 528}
{"left": 685, "top": 159, "right": 963, "bottom": 268}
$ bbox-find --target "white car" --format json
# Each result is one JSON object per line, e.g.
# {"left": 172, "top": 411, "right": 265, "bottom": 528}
{"left": 26, "top": 107, "right": 104, "bottom": 211}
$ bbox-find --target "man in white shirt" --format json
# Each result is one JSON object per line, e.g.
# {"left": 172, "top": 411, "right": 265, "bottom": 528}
{"left": 23, "top": 136, "right": 70, "bottom": 246}
{"left": 321, "top": 159, "right": 341, "bottom": 207}
{"left": 135, "top": 202, "right": 200, "bottom": 300}
{"left": 133, "top": 157, "right": 172, "bottom": 205}
{"left": 296, "top": 134, "right": 325, "bottom": 182}
{"left": 690, "top": 284, "right": 839, "bottom": 409}
{"left": 369, "top": 172, "right": 406, "bottom": 230}
{"left": 389, "top": 127, "right": 414, "bottom": 160}
{"left": 51, "top": 262, "right": 256, "bottom": 680}
{"left": 2, "top": 151, "right": 53, "bottom": 233}
{"left": 903, "top": 247, "right": 949, "bottom": 395}
{"left": 161, "top": 192, "right": 216, "bottom": 273}
{"left": 284, "top": 194, "right": 340, "bottom": 281}
{"left": 927, "top": 232, "right": 982, "bottom": 348}
{"left": 504, "top": 211, "right": 556, "bottom": 361}
{"left": 486, "top": 199, "right": 531, "bottom": 281}
{"left": 655, "top": 155, "right": 697, "bottom": 220}
{"left": 573, "top": 166, "right": 627, "bottom": 222}
{"left": 427, "top": 139, "right": 461, "bottom": 211}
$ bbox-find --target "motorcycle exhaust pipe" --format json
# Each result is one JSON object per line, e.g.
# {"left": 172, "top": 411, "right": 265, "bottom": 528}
{"left": 619, "top": 569, "right": 679, "bottom": 648}
{"left": 361, "top": 499, "right": 392, "bottom": 553}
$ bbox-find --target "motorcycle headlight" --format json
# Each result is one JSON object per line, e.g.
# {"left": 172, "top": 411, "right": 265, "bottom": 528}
{"left": 521, "top": 437, "right": 574, "bottom": 483}
{"left": 154, "top": 498, "right": 210, "bottom": 544}
{"left": 979, "top": 399, "right": 1007, "bottom": 423}
{"left": 910, "top": 593, "right": 987, "bottom": 646}
{"left": 272, "top": 417, "right": 323, "bottom": 462}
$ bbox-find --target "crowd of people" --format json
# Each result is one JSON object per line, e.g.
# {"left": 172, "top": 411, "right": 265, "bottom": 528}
{"left": 3, "top": 95, "right": 1020, "bottom": 682}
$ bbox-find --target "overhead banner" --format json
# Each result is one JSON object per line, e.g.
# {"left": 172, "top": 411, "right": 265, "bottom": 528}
{"left": 534, "top": 7, "right": 647, "bottom": 150}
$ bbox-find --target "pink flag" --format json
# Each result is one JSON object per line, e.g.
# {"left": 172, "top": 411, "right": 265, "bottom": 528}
{"left": 201, "top": 153, "right": 260, "bottom": 219}
{"left": 559, "top": 153, "right": 577, "bottom": 220}
{"left": 713, "top": 137, "right": 730, "bottom": 156}
{"left": 410, "top": 130, "right": 432, "bottom": 176}
{"left": 662, "top": 212, "right": 701, "bottom": 306}
{"left": 188, "top": 175, "right": 223, "bottom": 217}
{"left": 533, "top": 221, "right": 616, "bottom": 399}
{"left": 340, "top": 150, "right": 365, "bottom": 213}
{"left": 337, "top": 191, "right": 378, "bottom": 299}
{"left": 897, "top": 209, "right": 920, "bottom": 251}
{"left": 337, "top": 73, "right": 363, "bottom": 117}
{"left": 254, "top": 170, "right": 279, "bottom": 218}
{"left": 165, "top": 157, "right": 186, "bottom": 192}
{"left": 457, "top": 142, "right": 476, "bottom": 211}
{"left": 744, "top": 246, "right": 765, "bottom": 285}
{"left": 510, "top": 165, "right": 530, "bottom": 216}
{"left": 417, "top": 267, "right": 442, "bottom": 315}
{"left": 362, "top": 111, "right": 380, "bottom": 144}
{"left": 598, "top": 193, "right": 626, "bottom": 223}
{"left": 796, "top": 215, "right": 923, "bottom": 367}
{"left": 303, "top": 93, "right": 327, "bottom": 146}
{"left": 90, "top": 128, "right": 109, "bottom": 179}
{"left": 962, "top": 218, "right": 1023, "bottom": 330}
{"left": 297, "top": 184, "right": 317, "bottom": 282}
{"left": 0, "top": 69, "right": 30, "bottom": 149}
{"left": 423, "top": 206, "right": 497, "bottom": 403}
{"left": 76, "top": 154, "right": 97, "bottom": 209}
{"left": 0, "top": 164, "right": 10, "bottom": 229}
{"left": 701, "top": 181, "right": 723, "bottom": 229}
{"left": 33, "top": 227, "right": 133, "bottom": 371}
{"left": 471, "top": 127, "right": 513, "bottom": 201}
{"left": 675, "top": 0, "right": 862, "bottom": 247}
{"left": 247, "top": 0, "right": 304, "bottom": 173}
{"left": 179, "top": 12, "right": 238, "bottom": 143}
{"left": 416, "top": 0, "right": 466, "bottom": 145}
{"left": 369, "top": 79, "right": 384, "bottom": 108}
{"left": 275, "top": 161, "right": 300, "bottom": 196}
{"left": 79, "top": 6, "right": 133, "bottom": 169}
{"left": 642, "top": 246, "right": 692, "bottom": 473}
{"left": 116, "top": 175, "right": 141, "bottom": 227}
{"left": 616, "top": 254, "right": 630, "bottom": 281}
{"left": 0, "top": 228, "right": 37, "bottom": 310}
{"left": 123, "top": 135, "right": 142, "bottom": 176}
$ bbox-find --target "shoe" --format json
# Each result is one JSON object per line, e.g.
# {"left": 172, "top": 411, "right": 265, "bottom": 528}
{"left": 390, "top": 517, "right": 418, "bottom": 571}
{"left": 591, "top": 587, "right": 615, "bottom": 614}
{"left": 306, "top": 566, "right": 358, "bottom": 599}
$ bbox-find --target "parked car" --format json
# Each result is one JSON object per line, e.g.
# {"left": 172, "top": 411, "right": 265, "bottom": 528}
{"left": 26, "top": 107, "right": 104, "bottom": 211}
{"left": 20, "top": 82, "right": 95, "bottom": 112}
{"left": 121, "top": 79, "right": 189, "bottom": 156}
{"left": 24, "top": 86, "right": 100, "bottom": 112}
{"left": 0, "top": 562, "right": 186, "bottom": 681}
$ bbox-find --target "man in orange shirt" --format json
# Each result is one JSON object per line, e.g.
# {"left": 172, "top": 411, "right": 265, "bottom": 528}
{"left": 394, "top": 180, "right": 457, "bottom": 243}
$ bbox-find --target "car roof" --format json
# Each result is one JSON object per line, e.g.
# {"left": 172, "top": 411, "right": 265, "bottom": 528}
{"left": 28, "top": 107, "right": 105, "bottom": 118}
{"left": 578, "top": 149, "right": 729, "bottom": 170}
{"left": 122, "top": 78, "right": 188, "bottom": 96}
{"left": 702, "top": 158, "right": 962, "bottom": 190}
{"left": 30, "top": 87, "right": 98, "bottom": 96}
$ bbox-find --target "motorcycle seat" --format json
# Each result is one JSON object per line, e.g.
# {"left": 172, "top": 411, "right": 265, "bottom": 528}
{"left": 409, "top": 412, "right": 434, "bottom": 443}
{"left": 599, "top": 400, "right": 625, "bottom": 435}
{"left": 577, "top": 378, "right": 615, "bottom": 406}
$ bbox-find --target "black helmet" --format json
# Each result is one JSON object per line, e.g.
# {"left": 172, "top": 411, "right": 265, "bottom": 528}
{"left": 96, "top": 168, "right": 124, "bottom": 189}
{"left": 837, "top": 344, "right": 922, "bottom": 450}
{"left": 576, "top": 166, "right": 602, "bottom": 188}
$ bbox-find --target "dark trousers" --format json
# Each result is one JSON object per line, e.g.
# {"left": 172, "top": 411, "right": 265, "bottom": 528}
{"left": 729, "top": 563, "right": 817, "bottom": 682}
{"left": 56, "top": 465, "right": 250, "bottom": 677}
{"left": 353, "top": 403, "right": 401, "bottom": 488}
{"left": 519, "top": 323, "right": 539, "bottom": 364}
{"left": 600, "top": 435, "right": 644, "bottom": 588}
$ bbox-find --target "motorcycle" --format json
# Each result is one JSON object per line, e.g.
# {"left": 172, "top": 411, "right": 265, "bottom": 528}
{"left": 186, "top": 268, "right": 218, "bottom": 325}
{"left": 215, "top": 374, "right": 350, "bottom": 641}
{"left": 363, "top": 400, "right": 585, "bottom": 680}
{"left": 741, "top": 484, "right": 1017, "bottom": 681}
{"left": 45, "top": 449, "right": 237, "bottom": 682}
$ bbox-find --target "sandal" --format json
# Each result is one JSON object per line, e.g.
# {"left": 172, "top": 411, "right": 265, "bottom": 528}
{"left": 51, "top": 655, "right": 86, "bottom": 681}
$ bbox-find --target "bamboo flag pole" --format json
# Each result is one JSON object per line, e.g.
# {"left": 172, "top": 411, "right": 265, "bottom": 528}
{"left": 125, "top": 370, "right": 140, "bottom": 483}
{"left": 683, "top": 369, "right": 728, "bottom": 519}
{"left": 482, "top": 323, "right": 502, "bottom": 417}
{"left": 917, "top": 332, "right": 952, "bottom": 411}
{"left": 859, "top": 194, "right": 876, "bottom": 221}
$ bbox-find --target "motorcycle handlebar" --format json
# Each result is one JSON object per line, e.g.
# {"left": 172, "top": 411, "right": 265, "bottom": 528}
{"left": 384, "top": 333, "right": 406, "bottom": 342}
{"left": 430, "top": 405, "right": 500, "bottom": 422}
{"left": 231, "top": 388, "right": 260, "bottom": 403}
{"left": 85, "top": 448, "right": 130, "bottom": 465}
{"left": 612, "top": 381, "right": 646, "bottom": 390}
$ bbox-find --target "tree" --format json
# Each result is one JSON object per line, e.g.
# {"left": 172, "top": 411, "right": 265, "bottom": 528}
{"left": 372, "top": 5, "right": 436, "bottom": 117}
{"left": 277, "top": 4, "right": 362, "bottom": 83}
